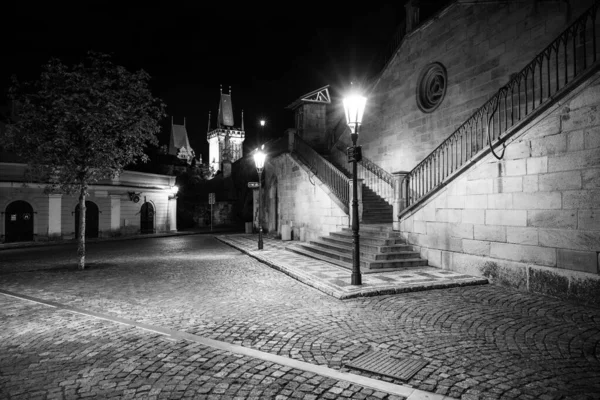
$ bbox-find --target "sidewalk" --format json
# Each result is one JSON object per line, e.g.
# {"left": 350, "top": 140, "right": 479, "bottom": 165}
{"left": 217, "top": 234, "right": 488, "bottom": 300}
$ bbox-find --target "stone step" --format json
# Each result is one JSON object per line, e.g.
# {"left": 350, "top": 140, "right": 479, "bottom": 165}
{"left": 309, "top": 239, "right": 421, "bottom": 260}
{"left": 287, "top": 243, "right": 428, "bottom": 272}
{"left": 362, "top": 196, "right": 390, "bottom": 202}
{"left": 340, "top": 227, "right": 401, "bottom": 239}
{"left": 363, "top": 212, "right": 392, "bottom": 217}
{"left": 330, "top": 231, "right": 403, "bottom": 246}
{"left": 363, "top": 204, "right": 392, "bottom": 211}
{"left": 320, "top": 236, "right": 414, "bottom": 253}
{"left": 363, "top": 218, "right": 393, "bottom": 224}
{"left": 362, "top": 192, "right": 387, "bottom": 198}
{"left": 363, "top": 211, "right": 393, "bottom": 218}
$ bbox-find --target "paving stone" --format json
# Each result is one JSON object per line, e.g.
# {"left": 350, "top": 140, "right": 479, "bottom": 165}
{"left": 0, "top": 234, "right": 599, "bottom": 398}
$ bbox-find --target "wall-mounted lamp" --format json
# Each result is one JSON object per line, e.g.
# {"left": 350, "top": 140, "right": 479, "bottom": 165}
{"left": 128, "top": 192, "right": 141, "bottom": 203}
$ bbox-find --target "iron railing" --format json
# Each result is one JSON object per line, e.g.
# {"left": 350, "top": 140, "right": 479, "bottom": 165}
{"left": 330, "top": 147, "right": 395, "bottom": 206}
{"left": 292, "top": 134, "right": 350, "bottom": 208}
{"left": 404, "top": 1, "right": 600, "bottom": 209}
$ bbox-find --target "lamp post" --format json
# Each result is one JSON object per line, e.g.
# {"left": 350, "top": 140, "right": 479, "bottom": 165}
{"left": 253, "top": 146, "right": 266, "bottom": 250}
{"left": 343, "top": 93, "right": 367, "bottom": 285}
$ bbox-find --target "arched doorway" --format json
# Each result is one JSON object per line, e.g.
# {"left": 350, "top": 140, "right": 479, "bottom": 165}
{"left": 5, "top": 201, "right": 34, "bottom": 243}
{"left": 74, "top": 201, "right": 99, "bottom": 239}
{"left": 140, "top": 202, "right": 155, "bottom": 234}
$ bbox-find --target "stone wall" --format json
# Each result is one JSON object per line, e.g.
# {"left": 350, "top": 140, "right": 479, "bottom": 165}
{"left": 298, "top": 103, "right": 329, "bottom": 153}
{"left": 399, "top": 71, "right": 600, "bottom": 305}
{"left": 265, "top": 153, "right": 349, "bottom": 242}
{"left": 345, "top": 0, "right": 595, "bottom": 174}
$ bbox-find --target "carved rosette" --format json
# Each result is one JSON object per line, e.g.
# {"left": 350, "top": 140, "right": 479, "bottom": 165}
{"left": 416, "top": 62, "right": 447, "bottom": 113}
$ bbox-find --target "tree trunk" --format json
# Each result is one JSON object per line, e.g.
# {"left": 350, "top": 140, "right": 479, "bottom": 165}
{"left": 77, "top": 187, "right": 86, "bottom": 270}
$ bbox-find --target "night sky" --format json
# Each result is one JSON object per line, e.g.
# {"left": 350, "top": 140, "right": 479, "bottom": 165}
{"left": 1, "top": 2, "right": 442, "bottom": 162}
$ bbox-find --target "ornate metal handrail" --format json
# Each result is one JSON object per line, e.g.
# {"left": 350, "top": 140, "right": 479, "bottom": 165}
{"left": 330, "top": 147, "right": 395, "bottom": 205}
{"left": 404, "top": 1, "right": 599, "bottom": 209}
{"left": 293, "top": 134, "right": 350, "bottom": 208}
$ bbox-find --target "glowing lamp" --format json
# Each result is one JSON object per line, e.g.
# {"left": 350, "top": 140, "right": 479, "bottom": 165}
{"left": 343, "top": 94, "right": 367, "bottom": 134}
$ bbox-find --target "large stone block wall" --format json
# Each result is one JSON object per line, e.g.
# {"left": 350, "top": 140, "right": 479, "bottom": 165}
{"left": 399, "top": 72, "right": 600, "bottom": 305}
{"left": 266, "top": 153, "right": 349, "bottom": 242}
{"left": 352, "top": 0, "right": 595, "bottom": 174}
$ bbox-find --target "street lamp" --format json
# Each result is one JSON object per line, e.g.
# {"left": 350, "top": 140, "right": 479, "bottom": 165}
{"left": 253, "top": 146, "right": 266, "bottom": 250}
{"left": 343, "top": 93, "right": 367, "bottom": 285}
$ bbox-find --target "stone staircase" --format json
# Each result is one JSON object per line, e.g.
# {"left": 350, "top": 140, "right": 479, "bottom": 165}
{"left": 324, "top": 155, "right": 394, "bottom": 224}
{"left": 362, "top": 186, "right": 393, "bottom": 224}
{"left": 287, "top": 224, "right": 428, "bottom": 273}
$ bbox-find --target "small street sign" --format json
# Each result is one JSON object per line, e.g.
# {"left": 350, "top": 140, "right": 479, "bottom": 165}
{"left": 248, "top": 182, "right": 259, "bottom": 188}
{"left": 346, "top": 145, "right": 363, "bottom": 163}
{"left": 208, "top": 193, "right": 215, "bottom": 204}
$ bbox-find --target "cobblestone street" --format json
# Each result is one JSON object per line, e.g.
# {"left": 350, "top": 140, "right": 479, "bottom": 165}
{"left": 1, "top": 234, "right": 599, "bottom": 399}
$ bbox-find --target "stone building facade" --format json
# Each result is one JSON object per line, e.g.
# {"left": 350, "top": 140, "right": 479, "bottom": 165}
{"left": 1, "top": 163, "right": 178, "bottom": 242}
{"left": 351, "top": 0, "right": 595, "bottom": 173}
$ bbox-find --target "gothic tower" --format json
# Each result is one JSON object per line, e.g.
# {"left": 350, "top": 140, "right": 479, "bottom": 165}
{"left": 168, "top": 116, "right": 195, "bottom": 164}
{"left": 207, "top": 86, "right": 245, "bottom": 174}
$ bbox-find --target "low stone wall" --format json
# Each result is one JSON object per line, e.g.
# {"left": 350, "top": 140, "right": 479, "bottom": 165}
{"left": 399, "top": 72, "right": 600, "bottom": 305}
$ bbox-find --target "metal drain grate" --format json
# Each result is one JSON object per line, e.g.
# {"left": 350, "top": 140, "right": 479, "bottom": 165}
{"left": 344, "top": 351, "right": 428, "bottom": 381}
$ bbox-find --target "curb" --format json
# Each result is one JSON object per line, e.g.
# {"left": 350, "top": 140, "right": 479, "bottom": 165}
{"left": 0, "top": 227, "right": 244, "bottom": 251}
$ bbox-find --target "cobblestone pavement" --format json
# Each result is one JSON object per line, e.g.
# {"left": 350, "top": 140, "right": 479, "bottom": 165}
{"left": 217, "top": 235, "right": 488, "bottom": 299}
{"left": 0, "top": 295, "right": 408, "bottom": 400}
{"left": 1, "top": 234, "right": 599, "bottom": 399}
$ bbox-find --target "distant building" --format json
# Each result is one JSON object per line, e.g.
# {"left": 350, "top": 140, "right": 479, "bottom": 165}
{"left": 168, "top": 117, "right": 195, "bottom": 165}
{"left": 207, "top": 86, "right": 245, "bottom": 174}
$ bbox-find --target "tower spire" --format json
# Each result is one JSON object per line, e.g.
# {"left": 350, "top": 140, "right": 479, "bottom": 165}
{"left": 207, "top": 111, "right": 211, "bottom": 133}
{"left": 241, "top": 109, "right": 245, "bottom": 131}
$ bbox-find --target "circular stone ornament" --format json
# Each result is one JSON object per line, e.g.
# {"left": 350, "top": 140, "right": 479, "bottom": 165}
{"left": 416, "top": 62, "right": 447, "bottom": 113}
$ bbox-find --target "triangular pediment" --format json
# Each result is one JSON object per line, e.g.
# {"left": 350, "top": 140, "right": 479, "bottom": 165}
{"left": 286, "top": 85, "right": 331, "bottom": 110}
{"left": 301, "top": 86, "right": 331, "bottom": 103}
